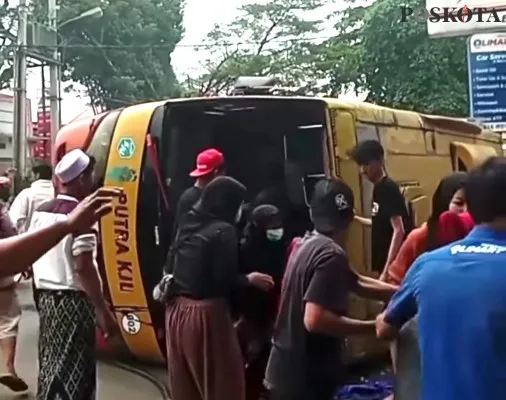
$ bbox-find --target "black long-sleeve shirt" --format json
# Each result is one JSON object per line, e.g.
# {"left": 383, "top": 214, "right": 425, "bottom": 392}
{"left": 170, "top": 211, "right": 248, "bottom": 304}
{"left": 172, "top": 186, "right": 202, "bottom": 238}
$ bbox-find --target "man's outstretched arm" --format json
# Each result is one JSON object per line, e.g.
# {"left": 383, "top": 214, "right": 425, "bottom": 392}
{"left": 376, "top": 260, "right": 420, "bottom": 340}
{"left": 0, "top": 187, "right": 120, "bottom": 278}
{"left": 353, "top": 274, "right": 398, "bottom": 302}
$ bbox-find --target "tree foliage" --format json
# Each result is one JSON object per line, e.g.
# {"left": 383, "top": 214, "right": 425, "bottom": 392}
{"left": 183, "top": 0, "right": 329, "bottom": 97}
{"left": 0, "top": 3, "right": 16, "bottom": 90}
{"left": 324, "top": 0, "right": 468, "bottom": 116}
{"left": 184, "top": 0, "right": 468, "bottom": 116}
{"left": 32, "top": 0, "right": 184, "bottom": 110}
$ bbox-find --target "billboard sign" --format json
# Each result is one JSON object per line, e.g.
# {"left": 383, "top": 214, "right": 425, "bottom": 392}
{"left": 468, "top": 33, "right": 506, "bottom": 129}
{"left": 427, "top": 0, "right": 506, "bottom": 38}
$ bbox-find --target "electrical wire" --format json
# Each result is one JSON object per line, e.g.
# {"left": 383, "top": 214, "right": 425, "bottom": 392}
{"left": 4, "top": 35, "right": 337, "bottom": 50}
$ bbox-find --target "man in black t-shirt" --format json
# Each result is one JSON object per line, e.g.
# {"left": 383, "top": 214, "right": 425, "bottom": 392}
{"left": 264, "top": 178, "right": 396, "bottom": 400}
{"left": 349, "top": 140, "right": 409, "bottom": 279}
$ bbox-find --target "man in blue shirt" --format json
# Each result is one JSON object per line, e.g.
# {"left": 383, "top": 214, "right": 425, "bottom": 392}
{"left": 376, "top": 157, "right": 506, "bottom": 400}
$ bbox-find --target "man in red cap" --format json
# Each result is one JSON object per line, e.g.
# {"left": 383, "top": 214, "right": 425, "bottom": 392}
{"left": 174, "top": 148, "right": 226, "bottom": 233}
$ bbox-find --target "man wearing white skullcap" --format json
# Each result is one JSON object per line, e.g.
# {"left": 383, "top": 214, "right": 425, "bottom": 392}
{"left": 28, "top": 148, "right": 117, "bottom": 400}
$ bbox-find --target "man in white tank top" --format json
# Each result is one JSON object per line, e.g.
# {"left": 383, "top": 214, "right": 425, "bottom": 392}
{"left": 9, "top": 160, "right": 54, "bottom": 234}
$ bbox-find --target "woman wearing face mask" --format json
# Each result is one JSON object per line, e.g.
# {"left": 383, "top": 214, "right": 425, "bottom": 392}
{"left": 382, "top": 172, "right": 474, "bottom": 400}
{"left": 237, "top": 204, "right": 288, "bottom": 400}
{"left": 163, "top": 176, "right": 274, "bottom": 400}
{"left": 384, "top": 172, "right": 473, "bottom": 285}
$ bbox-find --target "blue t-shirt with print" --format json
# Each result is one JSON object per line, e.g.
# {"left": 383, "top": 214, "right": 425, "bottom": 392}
{"left": 385, "top": 226, "right": 506, "bottom": 400}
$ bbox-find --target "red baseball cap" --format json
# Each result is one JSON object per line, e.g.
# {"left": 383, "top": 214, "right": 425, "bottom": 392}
{"left": 189, "top": 148, "right": 224, "bottom": 178}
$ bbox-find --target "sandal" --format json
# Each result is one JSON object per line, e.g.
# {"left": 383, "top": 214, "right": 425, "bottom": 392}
{"left": 0, "top": 374, "right": 29, "bottom": 392}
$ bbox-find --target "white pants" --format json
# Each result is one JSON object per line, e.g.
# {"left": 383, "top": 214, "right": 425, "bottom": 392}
{"left": 0, "top": 288, "right": 21, "bottom": 340}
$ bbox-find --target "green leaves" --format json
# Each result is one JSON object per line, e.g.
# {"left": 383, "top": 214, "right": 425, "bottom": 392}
{"left": 325, "top": 0, "right": 468, "bottom": 116}
{"left": 32, "top": 0, "right": 184, "bottom": 109}
{"left": 0, "top": 5, "right": 15, "bottom": 90}
{"left": 23, "top": 0, "right": 470, "bottom": 117}
{"left": 182, "top": 0, "right": 328, "bottom": 96}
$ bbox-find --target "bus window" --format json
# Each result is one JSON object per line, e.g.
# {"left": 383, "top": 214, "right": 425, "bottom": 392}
{"left": 450, "top": 141, "right": 497, "bottom": 171}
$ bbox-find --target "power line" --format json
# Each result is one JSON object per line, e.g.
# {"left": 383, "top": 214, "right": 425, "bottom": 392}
{"left": 5, "top": 35, "right": 336, "bottom": 50}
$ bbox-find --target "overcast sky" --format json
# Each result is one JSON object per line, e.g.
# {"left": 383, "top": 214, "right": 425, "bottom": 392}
{"left": 9, "top": 0, "right": 361, "bottom": 123}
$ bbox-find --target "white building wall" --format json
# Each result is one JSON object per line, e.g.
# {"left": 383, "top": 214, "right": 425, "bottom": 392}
{"left": 0, "top": 93, "right": 33, "bottom": 173}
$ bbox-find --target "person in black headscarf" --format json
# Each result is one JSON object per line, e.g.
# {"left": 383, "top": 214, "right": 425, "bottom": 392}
{"left": 240, "top": 205, "right": 287, "bottom": 306}
{"left": 238, "top": 204, "right": 288, "bottom": 400}
{"left": 253, "top": 163, "right": 288, "bottom": 211}
{"left": 163, "top": 176, "right": 275, "bottom": 400}
{"left": 253, "top": 162, "right": 306, "bottom": 239}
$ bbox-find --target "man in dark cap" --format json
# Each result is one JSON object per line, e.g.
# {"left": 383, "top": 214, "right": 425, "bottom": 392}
{"left": 265, "top": 178, "right": 396, "bottom": 400}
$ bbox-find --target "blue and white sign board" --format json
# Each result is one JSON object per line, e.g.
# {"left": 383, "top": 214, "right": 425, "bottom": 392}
{"left": 468, "top": 32, "right": 506, "bottom": 131}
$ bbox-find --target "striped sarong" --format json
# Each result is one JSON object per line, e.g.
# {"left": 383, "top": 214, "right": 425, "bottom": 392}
{"left": 36, "top": 289, "right": 96, "bottom": 400}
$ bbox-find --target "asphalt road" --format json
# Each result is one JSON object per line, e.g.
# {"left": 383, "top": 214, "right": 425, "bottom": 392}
{"left": 0, "top": 281, "right": 168, "bottom": 399}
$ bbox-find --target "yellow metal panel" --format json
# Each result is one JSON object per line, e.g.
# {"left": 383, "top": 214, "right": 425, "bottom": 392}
{"left": 411, "top": 195, "right": 430, "bottom": 227}
{"left": 451, "top": 141, "right": 498, "bottom": 169}
{"left": 340, "top": 159, "right": 366, "bottom": 274}
{"left": 325, "top": 108, "right": 338, "bottom": 175}
{"left": 379, "top": 126, "right": 427, "bottom": 155}
{"left": 101, "top": 101, "right": 165, "bottom": 362}
{"left": 393, "top": 110, "right": 424, "bottom": 128}
{"left": 386, "top": 154, "right": 452, "bottom": 200}
{"left": 334, "top": 110, "right": 355, "bottom": 159}
{"left": 425, "top": 131, "right": 436, "bottom": 153}
{"left": 434, "top": 133, "right": 468, "bottom": 155}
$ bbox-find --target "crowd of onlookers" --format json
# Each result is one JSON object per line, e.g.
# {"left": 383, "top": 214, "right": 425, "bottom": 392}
{"left": 160, "top": 141, "right": 506, "bottom": 400}
{"left": 0, "top": 139, "right": 505, "bottom": 400}
{"left": 0, "top": 151, "right": 119, "bottom": 399}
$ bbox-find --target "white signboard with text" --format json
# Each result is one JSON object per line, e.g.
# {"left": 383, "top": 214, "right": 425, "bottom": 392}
{"left": 427, "top": 0, "right": 506, "bottom": 38}
{"left": 467, "top": 33, "right": 506, "bottom": 126}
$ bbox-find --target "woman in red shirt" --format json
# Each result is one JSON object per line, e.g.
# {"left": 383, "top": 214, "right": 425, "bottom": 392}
{"left": 385, "top": 172, "right": 474, "bottom": 285}
{"left": 383, "top": 172, "right": 474, "bottom": 400}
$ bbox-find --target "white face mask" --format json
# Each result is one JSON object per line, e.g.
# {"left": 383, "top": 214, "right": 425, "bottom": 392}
{"left": 266, "top": 228, "right": 284, "bottom": 241}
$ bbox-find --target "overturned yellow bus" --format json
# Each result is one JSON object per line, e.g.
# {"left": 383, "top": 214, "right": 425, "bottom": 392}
{"left": 53, "top": 93, "right": 502, "bottom": 364}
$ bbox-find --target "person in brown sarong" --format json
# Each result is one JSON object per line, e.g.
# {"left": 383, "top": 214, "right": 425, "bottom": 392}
{"left": 164, "top": 176, "right": 275, "bottom": 400}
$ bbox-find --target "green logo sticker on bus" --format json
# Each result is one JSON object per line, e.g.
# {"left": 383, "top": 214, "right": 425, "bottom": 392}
{"left": 117, "top": 137, "right": 136, "bottom": 159}
{"left": 107, "top": 166, "right": 137, "bottom": 182}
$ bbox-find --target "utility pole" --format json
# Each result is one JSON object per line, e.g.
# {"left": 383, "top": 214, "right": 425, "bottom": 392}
{"left": 48, "top": 0, "right": 60, "bottom": 146}
{"left": 12, "top": 0, "right": 28, "bottom": 194}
